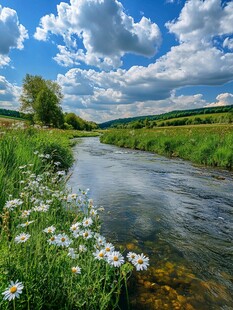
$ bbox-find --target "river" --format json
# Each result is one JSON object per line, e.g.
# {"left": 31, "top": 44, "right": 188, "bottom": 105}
{"left": 68, "top": 137, "right": 233, "bottom": 310}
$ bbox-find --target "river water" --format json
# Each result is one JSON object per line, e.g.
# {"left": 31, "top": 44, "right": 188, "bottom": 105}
{"left": 68, "top": 137, "right": 233, "bottom": 310}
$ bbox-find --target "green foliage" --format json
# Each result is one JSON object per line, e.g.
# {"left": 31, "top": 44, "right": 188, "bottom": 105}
{"left": 0, "top": 127, "right": 142, "bottom": 310}
{"left": 99, "top": 105, "right": 233, "bottom": 129}
{"left": 100, "top": 125, "right": 233, "bottom": 169}
{"left": 20, "top": 74, "right": 64, "bottom": 128}
{"left": 64, "top": 112, "right": 99, "bottom": 131}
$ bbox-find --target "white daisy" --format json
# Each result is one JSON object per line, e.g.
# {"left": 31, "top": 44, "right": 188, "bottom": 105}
{"left": 19, "top": 220, "right": 35, "bottom": 227}
{"left": 2, "top": 280, "right": 24, "bottom": 301}
{"left": 82, "top": 217, "right": 93, "bottom": 228}
{"left": 127, "top": 252, "right": 137, "bottom": 262}
{"left": 15, "top": 233, "right": 30, "bottom": 243}
{"left": 103, "top": 243, "right": 115, "bottom": 254}
{"left": 80, "top": 230, "right": 93, "bottom": 240}
{"left": 79, "top": 244, "right": 87, "bottom": 253}
{"left": 68, "top": 248, "right": 77, "bottom": 259}
{"left": 132, "top": 254, "right": 149, "bottom": 271}
{"left": 56, "top": 233, "right": 72, "bottom": 247}
{"left": 107, "top": 251, "right": 125, "bottom": 267}
{"left": 71, "top": 266, "right": 81, "bottom": 274}
{"left": 21, "top": 210, "right": 31, "bottom": 218}
{"left": 96, "top": 235, "right": 106, "bottom": 247}
{"left": 47, "top": 235, "right": 57, "bottom": 245}
{"left": 70, "top": 223, "right": 80, "bottom": 233}
{"left": 43, "top": 226, "right": 56, "bottom": 234}
{"left": 93, "top": 249, "right": 106, "bottom": 260}
{"left": 5, "top": 199, "right": 23, "bottom": 211}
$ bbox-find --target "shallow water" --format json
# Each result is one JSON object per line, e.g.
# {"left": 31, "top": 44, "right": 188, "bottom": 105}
{"left": 68, "top": 137, "right": 233, "bottom": 310}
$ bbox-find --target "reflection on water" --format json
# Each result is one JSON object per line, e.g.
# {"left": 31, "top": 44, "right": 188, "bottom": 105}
{"left": 68, "top": 137, "right": 233, "bottom": 310}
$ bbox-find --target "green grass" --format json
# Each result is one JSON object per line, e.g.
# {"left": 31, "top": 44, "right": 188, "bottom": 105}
{"left": 100, "top": 125, "right": 233, "bottom": 169}
{"left": 0, "top": 127, "right": 147, "bottom": 309}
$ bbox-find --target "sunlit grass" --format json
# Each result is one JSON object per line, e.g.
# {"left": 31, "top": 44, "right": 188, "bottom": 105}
{"left": 100, "top": 125, "right": 233, "bottom": 169}
{"left": 0, "top": 126, "right": 148, "bottom": 309}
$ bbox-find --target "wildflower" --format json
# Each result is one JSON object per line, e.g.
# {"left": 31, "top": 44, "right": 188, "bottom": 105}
{"left": 71, "top": 266, "right": 81, "bottom": 274}
{"left": 93, "top": 249, "right": 106, "bottom": 260}
{"left": 127, "top": 252, "right": 137, "bottom": 262}
{"left": 19, "top": 165, "right": 27, "bottom": 169}
{"left": 90, "top": 209, "right": 98, "bottom": 217}
{"left": 54, "top": 161, "right": 61, "bottom": 166}
{"left": 79, "top": 244, "right": 87, "bottom": 253}
{"left": 80, "top": 230, "right": 93, "bottom": 240}
{"left": 21, "top": 210, "right": 31, "bottom": 218}
{"left": 70, "top": 223, "right": 80, "bottom": 233}
{"left": 82, "top": 217, "right": 93, "bottom": 228}
{"left": 67, "top": 193, "right": 78, "bottom": 201}
{"left": 47, "top": 235, "right": 57, "bottom": 245}
{"left": 33, "top": 150, "right": 39, "bottom": 155}
{"left": 96, "top": 235, "right": 106, "bottom": 246}
{"left": 68, "top": 248, "right": 77, "bottom": 259}
{"left": 56, "top": 233, "right": 72, "bottom": 247}
{"left": 5, "top": 199, "right": 23, "bottom": 211}
{"left": 19, "top": 220, "right": 35, "bottom": 227}
{"left": 57, "top": 170, "right": 65, "bottom": 176}
{"left": 103, "top": 242, "right": 114, "bottom": 254}
{"left": 43, "top": 226, "right": 56, "bottom": 234}
{"left": 44, "top": 154, "right": 50, "bottom": 159}
{"left": 132, "top": 254, "right": 149, "bottom": 271}
{"left": 107, "top": 251, "right": 125, "bottom": 267}
{"left": 2, "top": 280, "right": 24, "bottom": 301}
{"left": 15, "top": 233, "right": 30, "bottom": 243}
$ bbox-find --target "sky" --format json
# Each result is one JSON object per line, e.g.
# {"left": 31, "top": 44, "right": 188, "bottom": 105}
{"left": 0, "top": 0, "right": 233, "bottom": 123}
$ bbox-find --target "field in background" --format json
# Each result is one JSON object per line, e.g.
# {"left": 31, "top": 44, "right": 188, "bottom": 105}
{"left": 100, "top": 124, "right": 233, "bottom": 170}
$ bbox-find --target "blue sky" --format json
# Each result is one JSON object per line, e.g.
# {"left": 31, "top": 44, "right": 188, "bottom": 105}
{"left": 0, "top": 0, "right": 233, "bottom": 123}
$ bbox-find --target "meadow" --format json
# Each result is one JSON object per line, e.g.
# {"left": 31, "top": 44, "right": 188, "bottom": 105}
{"left": 100, "top": 124, "right": 233, "bottom": 170}
{"left": 0, "top": 125, "right": 149, "bottom": 309}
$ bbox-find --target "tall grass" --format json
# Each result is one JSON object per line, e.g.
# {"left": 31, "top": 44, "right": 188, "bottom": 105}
{"left": 0, "top": 126, "right": 148, "bottom": 309}
{"left": 100, "top": 125, "right": 233, "bottom": 169}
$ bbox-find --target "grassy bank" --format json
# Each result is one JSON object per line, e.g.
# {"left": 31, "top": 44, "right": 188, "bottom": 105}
{"left": 100, "top": 125, "right": 233, "bottom": 170}
{"left": 0, "top": 127, "right": 148, "bottom": 309}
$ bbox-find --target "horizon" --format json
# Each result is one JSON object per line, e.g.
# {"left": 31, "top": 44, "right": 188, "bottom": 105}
{"left": 0, "top": 0, "right": 233, "bottom": 122}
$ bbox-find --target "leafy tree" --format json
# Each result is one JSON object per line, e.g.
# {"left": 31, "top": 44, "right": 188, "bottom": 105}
{"left": 20, "top": 74, "right": 64, "bottom": 127}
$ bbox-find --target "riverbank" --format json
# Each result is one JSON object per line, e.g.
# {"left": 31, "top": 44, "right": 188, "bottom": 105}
{"left": 0, "top": 127, "right": 146, "bottom": 309}
{"left": 100, "top": 124, "right": 233, "bottom": 170}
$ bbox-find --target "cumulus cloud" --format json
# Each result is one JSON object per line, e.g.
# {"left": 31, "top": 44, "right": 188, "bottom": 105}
{"left": 206, "top": 93, "right": 233, "bottom": 107}
{"left": 0, "top": 76, "right": 21, "bottom": 109}
{"left": 34, "top": 0, "right": 161, "bottom": 69}
{"left": 0, "top": 5, "right": 28, "bottom": 67}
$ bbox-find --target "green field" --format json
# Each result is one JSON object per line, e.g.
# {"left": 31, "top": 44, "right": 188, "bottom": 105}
{"left": 100, "top": 124, "right": 233, "bottom": 170}
{"left": 0, "top": 127, "right": 149, "bottom": 309}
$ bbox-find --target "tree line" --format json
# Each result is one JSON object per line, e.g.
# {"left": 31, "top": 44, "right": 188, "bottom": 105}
{"left": 17, "top": 74, "right": 98, "bottom": 130}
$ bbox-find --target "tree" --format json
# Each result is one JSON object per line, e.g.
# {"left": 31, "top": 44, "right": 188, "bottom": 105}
{"left": 20, "top": 74, "right": 64, "bottom": 127}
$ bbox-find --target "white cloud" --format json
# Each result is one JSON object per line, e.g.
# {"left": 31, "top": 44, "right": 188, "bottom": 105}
{"left": 223, "top": 37, "right": 233, "bottom": 50}
{"left": 0, "top": 76, "right": 21, "bottom": 109}
{"left": 206, "top": 92, "right": 233, "bottom": 107}
{"left": 166, "top": 0, "right": 233, "bottom": 43}
{"left": 34, "top": 0, "right": 161, "bottom": 69}
{"left": 0, "top": 5, "right": 28, "bottom": 67}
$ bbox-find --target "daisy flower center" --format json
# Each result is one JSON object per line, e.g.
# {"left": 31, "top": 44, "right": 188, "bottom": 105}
{"left": 48, "top": 229, "right": 52, "bottom": 233}
{"left": 113, "top": 256, "right": 119, "bottom": 261}
{"left": 85, "top": 221, "right": 89, "bottom": 225}
{"left": 84, "top": 232, "right": 88, "bottom": 237}
{"left": 20, "top": 236, "right": 26, "bottom": 241}
{"left": 106, "top": 247, "right": 110, "bottom": 252}
{"left": 71, "top": 267, "right": 77, "bottom": 273}
{"left": 61, "top": 237, "right": 66, "bottom": 242}
{"left": 50, "top": 237, "right": 55, "bottom": 241}
{"left": 10, "top": 286, "right": 17, "bottom": 294}
{"left": 138, "top": 259, "right": 143, "bottom": 264}
{"left": 99, "top": 253, "right": 104, "bottom": 258}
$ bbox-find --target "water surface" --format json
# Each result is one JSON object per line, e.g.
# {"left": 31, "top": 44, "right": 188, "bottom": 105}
{"left": 68, "top": 137, "right": 233, "bottom": 310}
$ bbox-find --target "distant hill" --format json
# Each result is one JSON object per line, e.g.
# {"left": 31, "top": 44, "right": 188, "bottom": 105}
{"left": 0, "top": 108, "right": 23, "bottom": 119}
{"left": 99, "top": 105, "right": 233, "bottom": 129}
